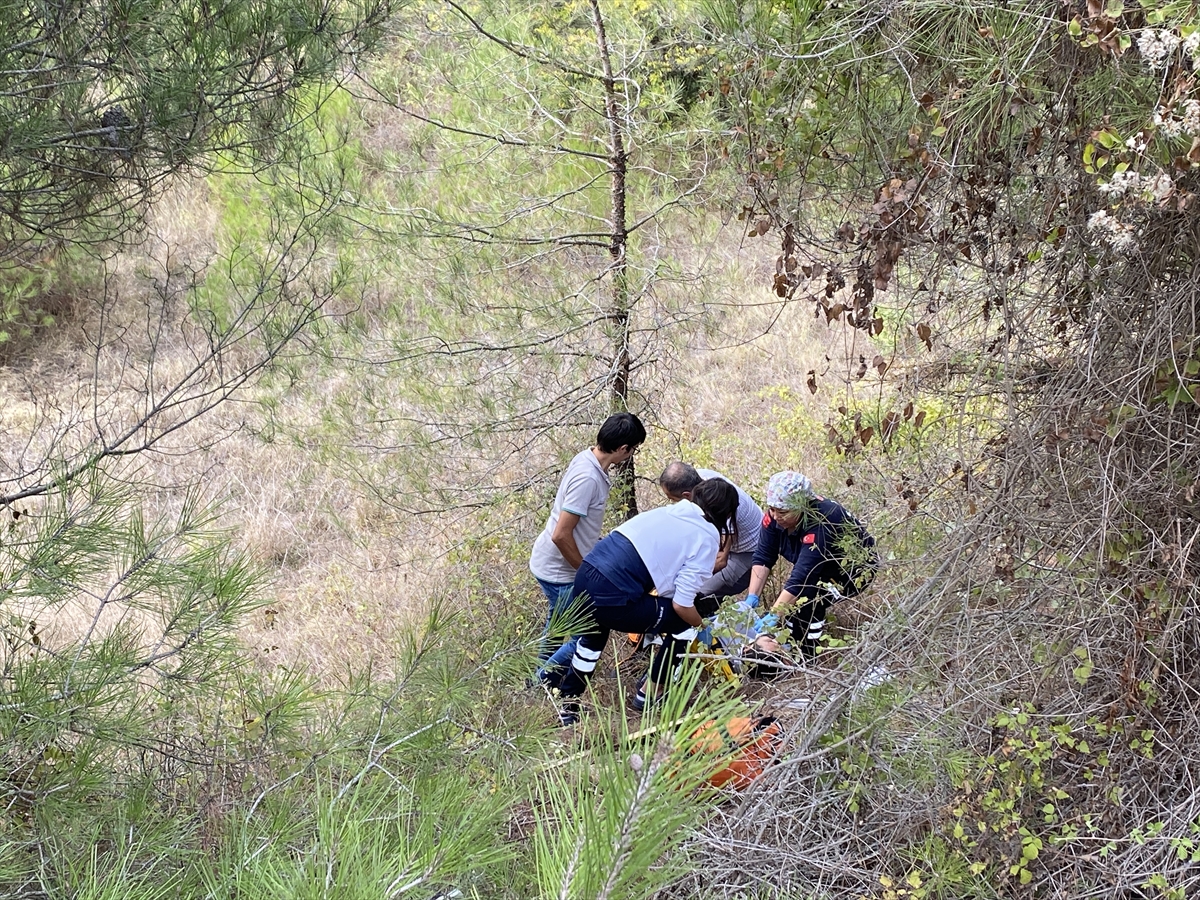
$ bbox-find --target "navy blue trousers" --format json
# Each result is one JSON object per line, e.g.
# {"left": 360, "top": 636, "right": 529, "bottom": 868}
{"left": 556, "top": 533, "right": 693, "bottom": 699}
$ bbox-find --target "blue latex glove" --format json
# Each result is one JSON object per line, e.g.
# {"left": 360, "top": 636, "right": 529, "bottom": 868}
{"left": 734, "top": 593, "right": 760, "bottom": 613}
{"left": 754, "top": 613, "right": 778, "bottom": 632}
{"left": 695, "top": 625, "right": 713, "bottom": 647}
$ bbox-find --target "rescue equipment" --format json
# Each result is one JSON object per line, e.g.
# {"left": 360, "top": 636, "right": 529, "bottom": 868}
{"left": 689, "top": 715, "right": 782, "bottom": 789}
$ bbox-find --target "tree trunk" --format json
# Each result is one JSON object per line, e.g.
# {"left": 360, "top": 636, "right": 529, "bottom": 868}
{"left": 590, "top": 0, "right": 637, "bottom": 519}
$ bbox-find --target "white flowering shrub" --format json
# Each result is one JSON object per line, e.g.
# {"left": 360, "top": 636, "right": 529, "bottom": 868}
{"left": 1097, "top": 170, "right": 1174, "bottom": 202}
{"left": 1087, "top": 209, "right": 1138, "bottom": 251}
{"left": 1152, "top": 99, "right": 1200, "bottom": 139}
{"left": 1136, "top": 28, "right": 1180, "bottom": 68}
{"left": 1074, "top": 10, "right": 1200, "bottom": 237}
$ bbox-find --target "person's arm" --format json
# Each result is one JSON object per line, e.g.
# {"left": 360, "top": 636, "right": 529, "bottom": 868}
{"left": 745, "top": 515, "right": 782, "bottom": 600}
{"left": 550, "top": 511, "right": 584, "bottom": 570}
{"left": 672, "top": 533, "right": 719, "bottom": 625}
{"left": 768, "top": 587, "right": 801, "bottom": 618}
{"left": 712, "top": 534, "right": 731, "bottom": 573}
{"left": 750, "top": 516, "right": 780, "bottom": 573}
{"left": 746, "top": 563, "right": 771, "bottom": 598}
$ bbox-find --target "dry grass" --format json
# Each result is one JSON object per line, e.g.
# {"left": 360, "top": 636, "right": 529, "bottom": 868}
{"left": 0, "top": 195, "right": 881, "bottom": 686}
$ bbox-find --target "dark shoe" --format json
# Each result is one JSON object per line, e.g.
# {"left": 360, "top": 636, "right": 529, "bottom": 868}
{"left": 558, "top": 700, "right": 580, "bottom": 727}
{"left": 527, "top": 659, "right": 568, "bottom": 691}
{"left": 631, "top": 676, "right": 662, "bottom": 712}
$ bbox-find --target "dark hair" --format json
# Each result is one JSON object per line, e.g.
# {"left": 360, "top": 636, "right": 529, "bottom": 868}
{"left": 689, "top": 478, "right": 740, "bottom": 541}
{"left": 596, "top": 412, "right": 646, "bottom": 453}
{"left": 658, "top": 461, "right": 701, "bottom": 495}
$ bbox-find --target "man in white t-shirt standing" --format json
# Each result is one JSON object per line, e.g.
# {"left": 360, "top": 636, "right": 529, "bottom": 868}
{"left": 529, "top": 412, "right": 646, "bottom": 682}
{"left": 657, "top": 462, "right": 764, "bottom": 608}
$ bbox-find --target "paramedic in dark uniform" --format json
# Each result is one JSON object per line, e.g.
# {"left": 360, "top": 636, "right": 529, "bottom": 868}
{"left": 745, "top": 471, "right": 877, "bottom": 658}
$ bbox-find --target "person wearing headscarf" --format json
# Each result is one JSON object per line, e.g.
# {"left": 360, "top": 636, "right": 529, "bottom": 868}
{"left": 744, "top": 471, "right": 877, "bottom": 657}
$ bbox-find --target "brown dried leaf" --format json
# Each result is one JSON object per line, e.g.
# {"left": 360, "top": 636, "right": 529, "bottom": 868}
{"left": 807, "top": 370, "right": 818, "bottom": 394}
{"left": 859, "top": 426, "right": 874, "bottom": 446}
{"left": 914, "top": 410, "right": 927, "bottom": 429}
{"left": 903, "top": 402, "right": 914, "bottom": 420}
{"left": 874, "top": 355, "right": 889, "bottom": 377}
{"left": 916, "top": 322, "right": 933, "bottom": 350}
{"left": 781, "top": 222, "right": 796, "bottom": 256}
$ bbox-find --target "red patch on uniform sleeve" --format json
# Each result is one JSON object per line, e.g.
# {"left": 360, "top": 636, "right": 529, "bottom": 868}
{"left": 802, "top": 533, "right": 816, "bottom": 544}
{"left": 762, "top": 513, "right": 772, "bottom": 527}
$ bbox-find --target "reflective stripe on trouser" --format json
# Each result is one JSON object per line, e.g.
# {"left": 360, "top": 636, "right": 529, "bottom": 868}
{"left": 558, "top": 628, "right": 610, "bottom": 698}
{"left": 787, "top": 596, "right": 830, "bottom": 656}
{"left": 570, "top": 642, "right": 602, "bottom": 674}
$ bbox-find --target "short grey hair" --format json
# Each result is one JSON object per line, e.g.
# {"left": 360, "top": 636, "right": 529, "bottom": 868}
{"left": 659, "top": 461, "right": 702, "bottom": 495}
